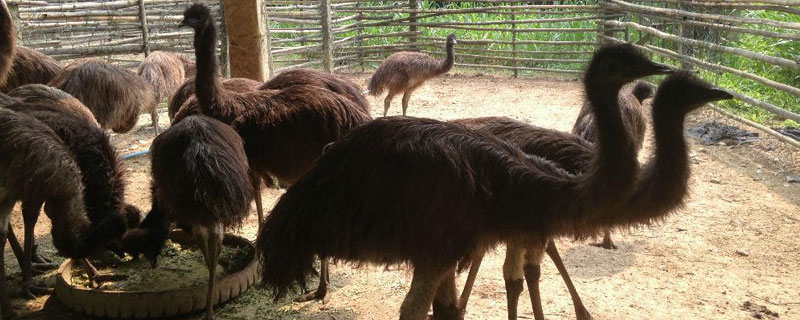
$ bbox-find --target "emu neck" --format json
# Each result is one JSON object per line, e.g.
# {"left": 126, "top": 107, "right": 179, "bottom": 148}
{"left": 193, "top": 21, "right": 224, "bottom": 113}
{"left": 615, "top": 102, "right": 691, "bottom": 227}
{"left": 0, "top": 0, "right": 17, "bottom": 87}
{"left": 580, "top": 78, "right": 639, "bottom": 209}
{"left": 438, "top": 42, "right": 455, "bottom": 74}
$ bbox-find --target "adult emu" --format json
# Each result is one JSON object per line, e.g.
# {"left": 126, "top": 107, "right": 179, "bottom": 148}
{"left": 49, "top": 58, "right": 157, "bottom": 134}
{"left": 8, "top": 84, "right": 98, "bottom": 126}
{"left": 258, "top": 44, "right": 665, "bottom": 320}
{"left": 0, "top": 108, "right": 128, "bottom": 318}
{"left": 260, "top": 68, "right": 370, "bottom": 114}
{"left": 127, "top": 4, "right": 370, "bottom": 303}
{"left": 0, "top": 0, "right": 62, "bottom": 93}
{"left": 454, "top": 73, "right": 731, "bottom": 320}
{"left": 2, "top": 100, "right": 140, "bottom": 297}
{"left": 150, "top": 115, "right": 255, "bottom": 320}
{"left": 572, "top": 81, "right": 653, "bottom": 250}
{"left": 368, "top": 34, "right": 456, "bottom": 116}
{"left": 168, "top": 76, "right": 260, "bottom": 121}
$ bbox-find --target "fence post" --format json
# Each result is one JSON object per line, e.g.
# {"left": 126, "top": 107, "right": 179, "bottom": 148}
{"left": 137, "top": 0, "right": 150, "bottom": 57}
{"left": 511, "top": 12, "right": 517, "bottom": 78}
{"left": 409, "top": 0, "right": 418, "bottom": 50}
{"left": 320, "top": 0, "right": 334, "bottom": 73}
{"left": 224, "top": 0, "right": 269, "bottom": 81}
{"left": 677, "top": 0, "right": 691, "bottom": 69}
{"left": 356, "top": 2, "right": 364, "bottom": 71}
{"left": 263, "top": 3, "right": 274, "bottom": 77}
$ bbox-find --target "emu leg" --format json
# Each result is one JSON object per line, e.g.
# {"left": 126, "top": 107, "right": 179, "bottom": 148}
{"left": 295, "top": 256, "right": 330, "bottom": 303}
{"left": 383, "top": 92, "right": 397, "bottom": 117}
{"left": 590, "top": 230, "right": 617, "bottom": 250}
{"left": 81, "top": 259, "right": 127, "bottom": 288}
{"left": 198, "top": 224, "right": 223, "bottom": 320}
{"left": 20, "top": 201, "right": 51, "bottom": 299}
{"left": 458, "top": 250, "right": 485, "bottom": 313}
{"left": 7, "top": 227, "right": 56, "bottom": 276}
{"left": 401, "top": 84, "right": 422, "bottom": 116}
{"left": 503, "top": 242, "right": 526, "bottom": 320}
{"left": 546, "top": 239, "right": 592, "bottom": 320}
{"left": 431, "top": 266, "right": 461, "bottom": 320}
{"left": 254, "top": 179, "right": 264, "bottom": 225}
{"left": 0, "top": 199, "right": 15, "bottom": 319}
{"left": 400, "top": 263, "right": 451, "bottom": 320}
{"left": 523, "top": 244, "right": 547, "bottom": 320}
{"left": 151, "top": 110, "right": 160, "bottom": 136}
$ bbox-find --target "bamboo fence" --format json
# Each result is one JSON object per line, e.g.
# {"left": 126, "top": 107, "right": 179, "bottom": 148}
{"left": 6, "top": 0, "right": 800, "bottom": 147}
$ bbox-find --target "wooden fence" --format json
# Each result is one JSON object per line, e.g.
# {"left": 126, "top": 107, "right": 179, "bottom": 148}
{"left": 6, "top": 0, "right": 800, "bottom": 147}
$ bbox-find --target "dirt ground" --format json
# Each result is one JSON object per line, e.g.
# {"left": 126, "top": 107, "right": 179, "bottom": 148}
{"left": 6, "top": 73, "right": 800, "bottom": 320}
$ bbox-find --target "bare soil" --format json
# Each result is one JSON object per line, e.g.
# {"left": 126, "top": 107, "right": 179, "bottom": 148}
{"left": 7, "top": 73, "right": 800, "bottom": 320}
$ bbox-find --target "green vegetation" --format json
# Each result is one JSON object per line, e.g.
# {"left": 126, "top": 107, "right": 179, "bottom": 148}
{"left": 267, "top": 1, "right": 798, "bottom": 126}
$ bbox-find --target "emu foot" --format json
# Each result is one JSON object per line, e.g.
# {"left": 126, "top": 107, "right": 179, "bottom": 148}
{"left": 31, "top": 244, "right": 52, "bottom": 264}
{"left": 294, "top": 288, "right": 329, "bottom": 304}
{"left": 21, "top": 281, "right": 53, "bottom": 300}
{"left": 89, "top": 274, "right": 129, "bottom": 288}
{"left": 589, "top": 239, "right": 618, "bottom": 250}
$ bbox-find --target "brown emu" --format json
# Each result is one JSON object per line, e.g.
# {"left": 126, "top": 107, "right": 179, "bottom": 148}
{"left": 260, "top": 68, "right": 370, "bottom": 114}
{"left": 368, "top": 34, "right": 457, "bottom": 116}
{"left": 2, "top": 100, "right": 140, "bottom": 297}
{"left": 167, "top": 76, "right": 260, "bottom": 121}
{"left": 0, "top": 108, "right": 130, "bottom": 318}
{"left": 257, "top": 44, "right": 669, "bottom": 320}
{"left": 137, "top": 51, "right": 195, "bottom": 134}
{"left": 49, "top": 58, "right": 156, "bottom": 133}
{"left": 149, "top": 115, "right": 255, "bottom": 320}
{"left": 0, "top": 0, "right": 63, "bottom": 93}
{"left": 454, "top": 73, "right": 730, "bottom": 320}
{"left": 157, "top": 5, "right": 371, "bottom": 304}
{"left": 8, "top": 84, "right": 98, "bottom": 126}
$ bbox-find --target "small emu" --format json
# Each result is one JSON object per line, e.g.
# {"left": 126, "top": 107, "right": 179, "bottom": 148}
{"left": 0, "top": 107, "right": 129, "bottom": 318}
{"left": 150, "top": 115, "right": 255, "bottom": 320}
{"left": 49, "top": 58, "right": 156, "bottom": 134}
{"left": 368, "top": 34, "right": 457, "bottom": 116}
{"left": 572, "top": 81, "right": 654, "bottom": 250}
{"left": 0, "top": 0, "right": 62, "bottom": 93}
{"left": 137, "top": 51, "right": 196, "bottom": 134}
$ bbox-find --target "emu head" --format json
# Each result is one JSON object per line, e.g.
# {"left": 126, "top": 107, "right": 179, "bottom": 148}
{"left": 585, "top": 43, "right": 672, "bottom": 88}
{"left": 180, "top": 4, "right": 212, "bottom": 31}
{"left": 653, "top": 70, "right": 733, "bottom": 115}
{"left": 446, "top": 34, "right": 457, "bottom": 45}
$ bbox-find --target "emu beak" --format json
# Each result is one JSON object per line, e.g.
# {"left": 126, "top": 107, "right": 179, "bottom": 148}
{"left": 178, "top": 20, "right": 187, "bottom": 27}
{"left": 652, "top": 62, "right": 673, "bottom": 75}
{"left": 709, "top": 87, "right": 734, "bottom": 101}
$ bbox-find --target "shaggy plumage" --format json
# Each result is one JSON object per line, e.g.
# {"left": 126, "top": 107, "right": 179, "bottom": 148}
{"left": 368, "top": 34, "right": 456, "bottom": 116}
{"left": 167, "top": 76, "right": 261, "bottom": 121}
{"left": 137, "top": 51, "right": 195, "bottom": 134}
{"left": 8, "top": 84, "right": 99, "bottom": 126}
{"left": 261, "top": 68, "right": 370, "bottom": 114}
{"left": 150, "top": 115, "right": 255, "bottom": 319}
{"left": 49, "top": 58, "right": 156, "bottom": 133}
{"left": 0, "top": 0, "right": 14, "bottom": 89}
{"left": 257, "top": 45, "right": 675, "bottom": 320}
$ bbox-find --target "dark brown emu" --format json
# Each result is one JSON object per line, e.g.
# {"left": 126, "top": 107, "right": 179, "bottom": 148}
{"left": 2, "top": 100, "right": 141, "bottom": 297}
{"left": 258, "top": 44, "right": 665, "bottom": 320}
{"left": 455, "top": 72, "right": 731, "bottom": 320}
{"left": 260, "top": 68, "right": 370, "bottom": 114}
{"left": 149, "top": 115, "right": 255, "bottom": 320}
{"left": 129, "top": 4, "right": 370, "bottom": 304}
{"left": 168, "top": 76, "right": 261, "bottom": 121}
{"left": 0, "top": 0, "right": 62, "bottom": 93}
{"left": 572, "top": 81, "right": 653, "bottom": 250}
{"left": 137, "top": 51, "right": 196, "bottom": 134}
{"left": 0, "top": 108, "right": 130, "bottom": 319}
{"left": 49, "top": 58, "right": 156, "bottom": 133}
{"left": 368, "top": 34, "right": 456, "bottom": 116}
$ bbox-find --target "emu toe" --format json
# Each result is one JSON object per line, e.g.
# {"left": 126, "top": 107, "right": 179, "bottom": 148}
{"left": 89, "top": 274, "right": 129, "bottom": 289}
{"left": 294, "top": 288, "right": 329, "bottom": 304}
{"left": 589, "top": 238, "right": 618, "bottom": 250}
{"left": 21, "top": 281, "right": 52, "bottom": 300}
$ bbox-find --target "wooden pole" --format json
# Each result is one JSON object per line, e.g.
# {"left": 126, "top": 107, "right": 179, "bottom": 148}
{"left": 408, "top": 0, "right": 418, "bottom": 50}
{"left": 219, "top": 6, "right": 230, "bottom": 77}
{"left": 137, "top": 0, "right": 150, "bottom": 56}
{"left": 320, "top": 0, "right": 333, "bottom": 72}
{"left": 511, "top": 12, "right": 517, "bottom": 78}
{"left": 356, "top": 1, "right": 364, "bottom": 71}
{"left": 224, "top": 0, "right": 268, "bottom": 81}
{"left": 263, "top": 5, "right": 274, "bottom": 78}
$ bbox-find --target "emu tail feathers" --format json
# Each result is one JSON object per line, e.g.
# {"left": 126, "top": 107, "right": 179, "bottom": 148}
{"left": 256, "top": 197, "right": 318, "bottom": 301}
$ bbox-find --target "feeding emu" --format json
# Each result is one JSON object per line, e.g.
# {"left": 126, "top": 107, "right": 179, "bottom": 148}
{"left": 368, "top": 34, "right": 457, "bottom": 116}
{"left": 258, "top": 44, "right": 677, "bottom": 320}
{"left": 148, "top": 115, "right": 255, "bottom": 320}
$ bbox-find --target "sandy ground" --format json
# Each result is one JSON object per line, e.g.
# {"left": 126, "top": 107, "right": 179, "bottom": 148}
{"left": 6, "top": 73, "right": 800, "bottom": 320}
